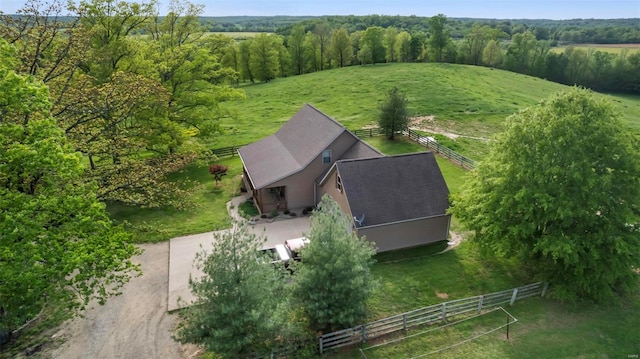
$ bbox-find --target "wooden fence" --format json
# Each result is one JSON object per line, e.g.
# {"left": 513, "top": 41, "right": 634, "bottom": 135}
{"left": 211, "top": 144, "right": 247, "bottom": 158}
{"left": 209, "top": 128, "right": 476, "bottom": 172}
{"left": 405, "top": 129, "right": 476, "bottom": 170}
{"left": 318, "top": 282, "right": 548, "bottom": 354}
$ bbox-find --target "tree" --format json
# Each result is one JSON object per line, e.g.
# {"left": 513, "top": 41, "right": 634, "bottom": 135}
{"left": 482, "top": 39, "right": 503, "bottom": 67}
{"left": 209, "top": 164, "right": 228, "bottom": 186}
{"left": 250, "top": 33, "right": 280, "bottom": 82}
{"left": 463, "top": 24, "right": 492, "bottom": 65}
{"left": 361, "top": 26, "right": 385, "bottom": 64}
{"left": 378, "top": 86, "right": 409, "bottom": 139}
{"left": 451, "top": 88, "right": 640, "bottom": 302}
{"left": 312, "top": 21, "right": 332, "bottom": 70}
{"left": 397, "top": 31, "right": 412, "bottom": 62}
{"left": 0, "top": 40, "right": 140, "bottom": 335}
{"left": 383, "top": 26, "right": 398, "bottom": 62}
{"left": 409, "top": 31, "right": 427, "bottom": 62}
{"left": 176, "top": 221, "right": 287, "bottom": 356}
{"left": 288, "top": 24, "right": 307, "bottom": 75}
{"left": 292, "top": 196, "right": 377, "bottom": 333}
{"left": 329, "top": 27, "right": 352, "bottom": 68}
{"left": 428, "top": 14, "right": 450, "bottom": 62}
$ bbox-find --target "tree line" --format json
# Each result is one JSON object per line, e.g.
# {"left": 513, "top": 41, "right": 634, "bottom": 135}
{"left": 218, "top": 15, "right": 639, "bottom": 93}
{"left": 203, "top": 15, "right": 640, "bottom": 45}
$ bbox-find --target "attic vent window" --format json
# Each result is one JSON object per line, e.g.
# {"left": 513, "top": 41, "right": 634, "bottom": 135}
{"left": 336, "top": 175, "right": 343, "bottom": 192}
{"left": 322, "top": 150, "right": 332, "bottom": 164}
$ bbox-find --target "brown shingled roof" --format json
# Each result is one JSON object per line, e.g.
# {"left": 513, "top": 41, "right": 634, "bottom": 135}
{"left": 333, "top": 152, "right": 450, "bottom": 227}
{"left": 238, "top": 104, "right": 350, "bottom": 189}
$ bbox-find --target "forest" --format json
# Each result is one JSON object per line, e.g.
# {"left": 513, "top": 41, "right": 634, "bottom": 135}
{"left": 205, "top": 15, "right": 640, "bottom": 44}
{"left": 214, "top": 15, "right": 640, "bottom": 94}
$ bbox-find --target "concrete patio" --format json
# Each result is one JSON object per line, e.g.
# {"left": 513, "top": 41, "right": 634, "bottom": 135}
{"left": 167, "top": 195, "right": 311, "bottom": 311}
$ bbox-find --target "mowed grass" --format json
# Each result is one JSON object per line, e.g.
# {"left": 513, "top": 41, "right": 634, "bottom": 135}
{"left": 108, "top": 156, "right": 244, "bottom": 243}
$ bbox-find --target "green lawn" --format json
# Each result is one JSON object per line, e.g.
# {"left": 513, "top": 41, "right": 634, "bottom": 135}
{"left": 108, "top": 156, "right": 244, "bottom": 243}
{"left": 329, "top": 289, "right": 640, "bottom": 358}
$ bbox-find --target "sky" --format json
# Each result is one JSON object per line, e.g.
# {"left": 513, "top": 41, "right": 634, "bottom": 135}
{"left": 1, "top": 0, "right": 639, "bottom": 19}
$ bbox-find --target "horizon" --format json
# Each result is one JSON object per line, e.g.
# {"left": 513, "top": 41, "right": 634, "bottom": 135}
{"left": 1, "top": 0, "right": 639, "bottom": 20}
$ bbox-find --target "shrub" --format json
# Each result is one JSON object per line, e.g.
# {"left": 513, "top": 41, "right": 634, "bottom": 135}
{"left": 270, "top": 209, "right": 279, "bottom": 218}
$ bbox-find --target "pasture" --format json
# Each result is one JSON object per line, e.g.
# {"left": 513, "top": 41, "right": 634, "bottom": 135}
{"left": 215, "top": 63, "right": 640, "bottom": 158}
{"left": 551, "top": 43, "right": 640, "bottom": 54}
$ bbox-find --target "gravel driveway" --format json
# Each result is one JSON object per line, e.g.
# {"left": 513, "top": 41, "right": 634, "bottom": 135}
{"left": 46, "top": 242, "right": 199, "bottom": 359}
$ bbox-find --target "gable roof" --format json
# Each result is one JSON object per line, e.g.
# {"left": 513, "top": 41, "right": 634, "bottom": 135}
{"left": 238, "top": 104, "right": 367, "bottom": 189}
{"left": 331, "top": 152, "right": 450, "bottom": 227}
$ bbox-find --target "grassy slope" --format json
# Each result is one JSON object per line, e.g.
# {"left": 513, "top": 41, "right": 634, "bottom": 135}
{"left": 214, "top": 63, "right": 640, "bottom": 154}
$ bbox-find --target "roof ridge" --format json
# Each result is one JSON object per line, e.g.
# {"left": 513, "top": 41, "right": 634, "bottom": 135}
{"left": 336, "top": 151, "right": 432, "bottom": 165}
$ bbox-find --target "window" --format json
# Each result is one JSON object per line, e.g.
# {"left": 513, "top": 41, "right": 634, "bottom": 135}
{"left": 336, "top": 175, "right": 342, "bottom": 192}
{"left": 322, "top": 150, "right": 332, "bottom": 164}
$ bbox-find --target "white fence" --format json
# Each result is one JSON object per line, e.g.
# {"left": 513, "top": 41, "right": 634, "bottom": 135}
{"left": 318, "top": 282, "right": 548, "bottom": 353}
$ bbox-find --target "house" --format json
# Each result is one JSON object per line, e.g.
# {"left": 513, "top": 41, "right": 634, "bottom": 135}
{"left": 239, "top": 104, "right": 451, "bottom": 252}
{"left": 317, "top": 152, "right": 451, "bottom": 252}
{"left": 238, "top": 104, "right": 382, "bottom": 214}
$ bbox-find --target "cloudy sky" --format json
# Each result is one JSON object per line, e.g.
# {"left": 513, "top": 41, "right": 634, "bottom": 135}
{"left": 1, "top": 0, "right": 639, "bottom": 19}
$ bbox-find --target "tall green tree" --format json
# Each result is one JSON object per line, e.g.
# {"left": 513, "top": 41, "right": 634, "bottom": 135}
{"left": 463, "top": 24, "right": 492, "bottom": 65}
{"left": 482, "top": 39, "right": 503, "bottom": 67}
{"left": 397, "top": 31, "right": 412, "bottom": 62}
{"left": 176, "top": 222, "right": 286, "bottom": 356}
{"left": 288, "top": 24, "right": 307, "bottom": 75}
{"left": 250, "top": 33, "right": 280, "bottom": 82}
{"left": 451, "top": 88, "right": 640, "bottom": 302}
{"left": 0, "top": 40, "right": 140, "bottom": 335}
{"left": 312, "top": 21, "right": 332, "bottom": 70}
{"left": 292, "top": 196, "right": 377, "bottom": 333}
{"left": 329, "top": 27, "right": 352, "bottom": 68}
{"left": 383, "top": 26, "right": 399, "bottom": 62}
{"left": 378, "top": 86, "right": 409, "bottom": 140}
{"left": 428, "top": 14, "right": 450, "bottom": 62}
{"left": 361, "top": 26, "right": 386, "bottom": 64}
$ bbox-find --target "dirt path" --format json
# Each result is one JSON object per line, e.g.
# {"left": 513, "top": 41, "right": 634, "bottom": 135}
{"left": 46, "top": 242, "right": 199, "bottom": 359}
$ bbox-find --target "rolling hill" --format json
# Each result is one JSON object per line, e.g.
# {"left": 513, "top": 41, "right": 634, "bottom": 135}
{"left": 216, "top": 63, "right": 640, "bottom": 160}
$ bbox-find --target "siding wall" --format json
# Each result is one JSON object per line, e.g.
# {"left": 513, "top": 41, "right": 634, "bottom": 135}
{"left": 358, "top": 215, "right": 451, "bottom": 252}
{"left": 317, "top": 168, "right": 351, "bottom": 215}
{"left": 271, "top": 132, "right": 357, "bottom": 210}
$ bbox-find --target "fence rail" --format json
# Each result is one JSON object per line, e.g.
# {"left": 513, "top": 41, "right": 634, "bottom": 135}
{"left": 211, "top": 144, "right": 247, "bottom": 158}
{"left": 318, "top": 282, "right": 548, "bottom": 354}
{"left": 405, "top": 129, "right": 476, "bottom": 170}
{"left": 209, "top": 128, "right": 476, "bottom": 172}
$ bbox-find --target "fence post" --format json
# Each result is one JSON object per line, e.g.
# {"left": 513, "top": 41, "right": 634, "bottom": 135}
{"left": 402, "top": 314, "right": 407, "bottom": 333}
{"left": 361, "top": 325, "right": 367, "bottom": 343}
{"left": 319, "top": 335, "right": 323, "bottom": 354}
{"left": 477, "top": 295, "right": 484, "bottom": 312}
{"left": 510, "top": 288, "right": 519, "bottom": 305}
{"left": 541, "top": 282, "right": 549, "bottom": 297}
{"left": 441, "top": 303, "right": 447, "bottom": 324}
{"left": 369, "top": 128, "right": 372, "bottom": 137}
{"left": 231, "top": 146, "right": 235, "bottom": 157}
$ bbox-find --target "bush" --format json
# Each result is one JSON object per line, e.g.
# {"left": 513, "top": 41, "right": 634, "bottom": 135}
{"left": 284, "top": 210, "right": 290, "bottom": 215}
{"left": 270, "top": 209, "right": 279, "bottom": 218}
{"left": 238, "top": 200, "right": 259, "bottom": 219}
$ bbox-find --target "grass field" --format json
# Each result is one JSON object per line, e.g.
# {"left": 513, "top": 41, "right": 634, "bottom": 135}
{"left": 206, "top": 31, "right": 262, "bottom": 39}
{"left": 329, "top": 289, "right": 640, "bottom": 359}
{"left": 214, "top": 63, "right": 640, "bottom": 159}
{"left": 550, "top": 43, "right": 640, "bottom": 54}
